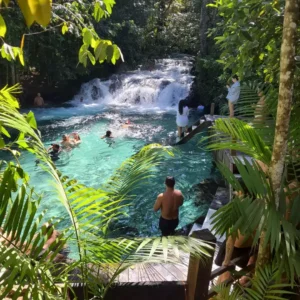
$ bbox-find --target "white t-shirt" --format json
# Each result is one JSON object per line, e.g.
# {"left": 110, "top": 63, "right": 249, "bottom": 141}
{"left": 176, "top": 106, "right": 189, "bottom": 127}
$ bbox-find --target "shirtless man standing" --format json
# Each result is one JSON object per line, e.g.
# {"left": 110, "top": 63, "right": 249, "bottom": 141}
{"left": 34, "top": 93, "right": 45, "bottom": 107}
{"left": 154, "top": 176, "right": 184, "bottom": 236}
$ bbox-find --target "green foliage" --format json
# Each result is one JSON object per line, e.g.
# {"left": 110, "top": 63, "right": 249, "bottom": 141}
{"left": 208, "top": 0, "right": 287, "bottom": 82}
{"left": 211, "top": 264, "right": 294, "bottom": 299}
{"left": 0, "top": 0, "right": 122, "bottom": 69}
{"left": 202, "top": 118, "right": 272, "bottom": 164}
{"left": 194, "top": 55, "right": 230, "bottom": 106}
{"left": 200, "top": 81, "right": 300, "bottom": 286}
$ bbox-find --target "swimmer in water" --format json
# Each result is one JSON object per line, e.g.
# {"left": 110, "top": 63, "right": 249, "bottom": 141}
{"left": 122, "top": 119, "right": 133, "bottom": 129}
{"left": 70, "top": 132, "right": 81, "bottom": 146}
{"left": 101, "top": 130, "right": 113, "bottom": 139}
{"left": 101, "top": 130, "right": 114, "bottom": 147}
{"left": 61, "top": 134, "right": 74, "bottom": 150}
{"left": 47, "top": 144, "right": 61, "bottom": 161}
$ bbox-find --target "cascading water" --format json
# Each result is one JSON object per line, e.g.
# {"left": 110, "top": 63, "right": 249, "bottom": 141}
{"left": 71, "top": 58, "right": 194, "bottom": 110}
{"left": 18, "top": 57, "right": 214, "bottom": 249}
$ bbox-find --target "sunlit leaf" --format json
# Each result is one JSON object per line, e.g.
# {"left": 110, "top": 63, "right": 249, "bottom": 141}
{"left": 0, "top": 137, "right": 5, "bottom": 148}
{"left": 18, "top": 0, "right": 51, "bottom": 27}
{"left": 26, "top": 111, "right": 37, "bottom": 129}
{"left": 19, "top": 49, "right": 25, "bottom": 66}
{"left": 106, "top": 45, "right": 114, "bottom": 62}
{"left": 0, "top": 14, "right": 7, "bottom": 37}
{"left": 87, "top": 51, "right": 96, "bottom": 65}
{"left": 83, "top": 28, "right": 92, "bottom": 45}
{"left": 62, "top": 23, "right": 68, "bottom": 35}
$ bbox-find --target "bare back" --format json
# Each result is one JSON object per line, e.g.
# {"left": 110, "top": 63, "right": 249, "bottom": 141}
{"left": 160, "top": 189, "right": 183, "bottom": 220}
{"left": 34, "top": 96, "right": 44, "bottom": 107}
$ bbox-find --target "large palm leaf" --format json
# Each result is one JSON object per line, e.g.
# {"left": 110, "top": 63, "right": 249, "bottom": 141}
{"left": 0, "top": 163, "right": 69, "bottom": 299}
{"left": 211, "top": 264, "right": 294, "bottom": 300}
{"left": 211, "top": 157, "right": 300, "bottom": 280}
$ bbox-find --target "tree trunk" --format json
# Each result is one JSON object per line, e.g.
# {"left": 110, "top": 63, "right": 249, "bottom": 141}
{"left": 256, "top": 0, "right": 299, "bottom": 269}
{"left": 10, "top": 63, "right": 16, "bottom": 86}
{"left": 199, "top": 0, "right": 209, "bottom": 55}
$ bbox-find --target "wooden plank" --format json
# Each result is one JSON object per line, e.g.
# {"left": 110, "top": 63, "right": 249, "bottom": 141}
{"left": 128, "top": 265, "right": 140, "bottom": 283}
{"left": 141, "top": 263, "right": 165, "bottom": 282}
{"left": 173, "top": 261, "right": 189, "bottom": 278}
{"left": 138, "top": 263, "right": 151, "bottom": 282}
{"left": 162, "top": 264, "right": 187, "bottom": 281}
{"left": 118, "top": 267, "right": 129, "bottom": 283}
{"left": 175, "top": 120, "right": 211, "bottom": 145}
{"left": 152, "top": 263, "right": 178, "bottom": 281}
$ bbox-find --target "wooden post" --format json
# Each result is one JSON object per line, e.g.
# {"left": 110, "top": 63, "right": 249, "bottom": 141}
{"left": 210, "top": 103, "right": 215, "bottom": 116}
{"left": 186, "top": 229, "right": 216, "bottom": 300}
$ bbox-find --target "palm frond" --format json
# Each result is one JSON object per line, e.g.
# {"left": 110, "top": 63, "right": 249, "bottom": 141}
{"left": 201, "top": 118, "right": 272, "bottom": 164}
{"left": 244, "top": 263, "right": 295, "bottom": 300}
{"left": 210, "top": 283, "right": 243, "bottom": 300}
{"left": 0, "top": 163, "right": 69, "bottom": 299}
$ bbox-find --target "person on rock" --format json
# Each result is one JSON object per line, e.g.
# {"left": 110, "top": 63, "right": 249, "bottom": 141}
{"left": 154, "top": 176, "right": 184, "bottom": 236}
{"left": 176, "top": 100, "right": 190, "bottom": 139}
{"left": 226, "top": 75, "right": 240, "bottom": 117}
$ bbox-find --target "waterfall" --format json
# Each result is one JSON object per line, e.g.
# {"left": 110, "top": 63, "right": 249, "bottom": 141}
{"left": 72, "top": 57, "right": 194, "bottom": 110}
{"left": 30, "top": 57, "right": 194, "bottom": 122}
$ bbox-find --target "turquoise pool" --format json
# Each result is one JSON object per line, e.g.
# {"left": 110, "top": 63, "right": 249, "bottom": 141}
{"left": 19, "top": 108, "right": 213, "bottom": 237}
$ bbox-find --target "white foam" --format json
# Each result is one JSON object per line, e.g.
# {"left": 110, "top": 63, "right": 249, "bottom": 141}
{"left": 31, "top": 57, "right": 194, "bottom": 122}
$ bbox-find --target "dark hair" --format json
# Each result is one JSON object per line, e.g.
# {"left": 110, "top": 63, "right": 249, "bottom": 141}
{"left": 178, "top": 100, "right": 189, "bottom": 115}
{"left": 232, "top": 74, "right": 239, "bottom": 81}
{"left": 106, "top": 130, "right": 112, "bottom": 137}
{"left": 165, "top": 176, "right": 175, "bottom": 188}
{"left": 52, "top": 144, "right": 60, "bottom": 150}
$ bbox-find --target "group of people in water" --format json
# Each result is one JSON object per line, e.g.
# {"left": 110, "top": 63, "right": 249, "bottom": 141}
{"left": 47, "top": 132, "right": 81, "bottom": 161}
{"left": 46, "top": 119, "right": 133, "bottom": 162}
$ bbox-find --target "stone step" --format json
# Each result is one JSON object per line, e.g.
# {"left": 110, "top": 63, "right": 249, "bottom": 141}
{"left": 190, "top": 187, "right": 229, "bottom": 242}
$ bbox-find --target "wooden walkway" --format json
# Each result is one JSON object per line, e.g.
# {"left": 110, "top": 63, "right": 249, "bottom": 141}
{"left": 116, "top": 258, "right": 190, "bottom": 283}
{"left": 174, "top": 114, "right": 227, "bottom": 146}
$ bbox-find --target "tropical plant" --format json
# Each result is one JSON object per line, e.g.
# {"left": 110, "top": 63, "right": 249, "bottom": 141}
{"left": 211, "top": 264, "right": 294, "bottom": 300}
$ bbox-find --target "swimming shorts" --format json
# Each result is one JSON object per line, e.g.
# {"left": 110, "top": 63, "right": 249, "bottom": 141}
{"left": 215, "top": 240, "right": 256, "bottom": 268}
{"left": 159, "top": 216, "right": 179, "bottom": 236}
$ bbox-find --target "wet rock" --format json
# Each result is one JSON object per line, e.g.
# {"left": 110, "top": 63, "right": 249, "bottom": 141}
{"left": 192, "top": 178, "right": 219, "bottom": 207}
{"left": 135, "top": 95, "right": 141, "bottom": 104}
{"left": 91, "top": 85, "right": 102, "bottom": 100}
{"left": 175, "top": 222, "right": 194, "bottom": 236}
{"left": 159, "top": 80, "right": 171, "bottom": 90}
{"left": 108, "top": 221, "right": 139, "bottom": 237}
{"left": 194, "top": 214, "right": 206, "bottom": 225}
{"left": 109, "top": 75, "right": 123, "bottom": 93}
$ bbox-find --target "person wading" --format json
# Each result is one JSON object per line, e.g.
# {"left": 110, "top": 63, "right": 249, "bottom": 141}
{"left": 154, "top": 176, "right": 184, "bottom": 236}
{"left": 34, "top": 93, "right": 45, "bottom": 107}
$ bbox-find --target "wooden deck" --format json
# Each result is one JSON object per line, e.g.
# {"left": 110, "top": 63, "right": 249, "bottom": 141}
{"left": 113, "top": 252, "right": 190, "bottom": 283}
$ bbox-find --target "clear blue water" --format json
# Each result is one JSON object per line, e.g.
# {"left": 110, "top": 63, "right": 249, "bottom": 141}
{"left": 18, "top": 108, "right": 213, "bottom": 238}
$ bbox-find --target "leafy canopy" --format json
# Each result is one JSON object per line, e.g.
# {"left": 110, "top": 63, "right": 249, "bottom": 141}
{"left": 0, "top": 0, "right": 123, "bottom": 67}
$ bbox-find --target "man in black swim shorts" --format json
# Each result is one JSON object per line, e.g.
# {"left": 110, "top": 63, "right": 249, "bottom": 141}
{"left": 154, "top": 177, "right": 184, "bottom": 236}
